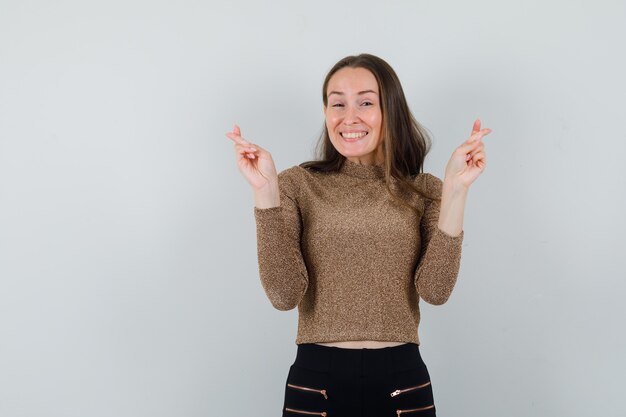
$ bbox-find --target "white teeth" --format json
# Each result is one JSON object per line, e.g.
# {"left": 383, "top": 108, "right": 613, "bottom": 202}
{"left": 342, "top": 132, "right": 367, "bottom": 139}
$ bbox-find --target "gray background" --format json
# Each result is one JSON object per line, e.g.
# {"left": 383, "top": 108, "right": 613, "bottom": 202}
{"left": 1, "top": 1, "right": 624, "bottom": 416}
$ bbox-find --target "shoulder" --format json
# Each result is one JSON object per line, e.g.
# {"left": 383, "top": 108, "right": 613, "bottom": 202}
{"left": 276, "top": 165, "right": 317, "bottom": 198}
{"left": 277, "top": 165, "right": 312, "bottom": 184}
{"left": 412, "top": 172, "right": 443, "bottom": 201}
{"left": 278, "top": 165, "right": 305, "bottom": 178}
{"left": 278, "top": 164, "right": 324, "bottom": 181}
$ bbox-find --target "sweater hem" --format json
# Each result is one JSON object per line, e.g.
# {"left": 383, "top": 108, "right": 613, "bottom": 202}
{"left": 295, "top": 333, "right": 421, "bottom": 345}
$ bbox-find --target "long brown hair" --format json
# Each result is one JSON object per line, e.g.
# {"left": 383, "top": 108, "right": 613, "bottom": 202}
{"left": 299, "top": 53, "right": 440, "bottom": 212}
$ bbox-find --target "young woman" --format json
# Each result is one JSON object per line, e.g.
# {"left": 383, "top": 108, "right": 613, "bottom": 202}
{"left": 227, "top": 53, "right": 491, "bottom": 416}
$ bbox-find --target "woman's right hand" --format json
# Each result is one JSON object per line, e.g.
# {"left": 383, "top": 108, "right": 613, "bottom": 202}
{"left": 225, "top": 124, "right": 278, "bottom": 191}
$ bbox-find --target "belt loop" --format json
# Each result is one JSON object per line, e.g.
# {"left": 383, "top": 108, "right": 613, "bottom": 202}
{"left": 390, "top": 349, "right": 400, "bottom": 373}
{"left": 385, "top": 347, "right": 395, "bottom": 376}
{"left": 326, "top": 345, "right": 333, "bottom": 373}
{"left": 358, "top": 348, "right": 363, "bottom": 377}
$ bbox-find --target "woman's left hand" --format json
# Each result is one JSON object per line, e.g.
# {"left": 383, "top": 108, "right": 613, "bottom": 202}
{"left": 444, "top": 118, "right": 492, "bottom": 191}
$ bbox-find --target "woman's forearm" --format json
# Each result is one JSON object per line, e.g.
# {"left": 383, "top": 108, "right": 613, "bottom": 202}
{"left": 254, "top": 181, "right": 280, "bottom": 209}
{"left": 437, "top": 181, "right": 468, "bottom": 237}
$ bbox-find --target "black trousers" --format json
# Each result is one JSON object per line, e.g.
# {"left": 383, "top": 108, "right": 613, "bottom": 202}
{"left": 282, "top": 342, "right": 436, "bottom": 417}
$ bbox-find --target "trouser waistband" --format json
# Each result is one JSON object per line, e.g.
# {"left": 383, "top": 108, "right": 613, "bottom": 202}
{"left": 293, "top": 343, "right": 423, "bottom": 377}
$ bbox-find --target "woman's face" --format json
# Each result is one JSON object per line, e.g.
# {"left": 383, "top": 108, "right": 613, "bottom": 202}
{"left": 324, "top": 67, "right": 384, "bottom": 165}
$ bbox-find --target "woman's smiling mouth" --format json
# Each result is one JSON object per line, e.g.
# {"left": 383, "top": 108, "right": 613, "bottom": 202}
{"left": 341, "top": 131, "right": 368, "bottom": 141}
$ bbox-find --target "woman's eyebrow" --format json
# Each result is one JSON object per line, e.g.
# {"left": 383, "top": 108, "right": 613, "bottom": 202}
{"left": 328, "top": 89, "right": 379, "bottom": 97}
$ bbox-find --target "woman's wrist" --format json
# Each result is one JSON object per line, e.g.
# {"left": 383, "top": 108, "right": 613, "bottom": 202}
{"left": 254, "top": 181, "right": 280, "bottom": 209}
{"left": 438, "top": 181, "right": 468, "bottom": 237}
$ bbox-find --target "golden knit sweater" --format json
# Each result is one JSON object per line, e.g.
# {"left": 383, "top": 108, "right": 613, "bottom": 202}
{"left": 253, "top": 158, "right": 464, "bottom": 345}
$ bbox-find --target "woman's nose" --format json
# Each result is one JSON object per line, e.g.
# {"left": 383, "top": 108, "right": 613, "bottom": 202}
{"left": 343, "top": 105, "right": 360, "bottom": 124}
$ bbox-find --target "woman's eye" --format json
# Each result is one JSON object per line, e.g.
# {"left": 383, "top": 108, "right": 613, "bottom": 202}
{"left": 332, "top": 103, "right": 344, "bottom": 108}
{"left": 362, "top": 102, "right": 373, "bottom": 106}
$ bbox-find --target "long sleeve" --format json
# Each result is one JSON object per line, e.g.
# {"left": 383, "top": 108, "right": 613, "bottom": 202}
{"left": 414, "top": 173, "right": 464, "bottom": 305}
{"left": 253, "top": 168, "right": 309, "bottom": 311}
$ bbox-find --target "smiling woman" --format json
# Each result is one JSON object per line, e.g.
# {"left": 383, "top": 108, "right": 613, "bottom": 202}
{"left": 324, "top": 67, "right": 384, "bottom": 166}
{"left": 226, "top": 52, "right": 491, "bottom": 416}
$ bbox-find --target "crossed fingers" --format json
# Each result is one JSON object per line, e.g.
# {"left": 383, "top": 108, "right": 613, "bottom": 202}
{"left": 226, "top": 124, "right": 259, "bottom": 160}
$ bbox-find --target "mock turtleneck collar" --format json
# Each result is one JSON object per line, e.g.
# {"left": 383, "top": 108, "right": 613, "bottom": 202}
{"left": 338, "top": 158, "right": 385, "bottom": 180}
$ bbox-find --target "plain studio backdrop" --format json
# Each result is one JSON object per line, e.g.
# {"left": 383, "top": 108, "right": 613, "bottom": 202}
{"left": 1, "top": 1, "right": 625, "bottom": 416}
